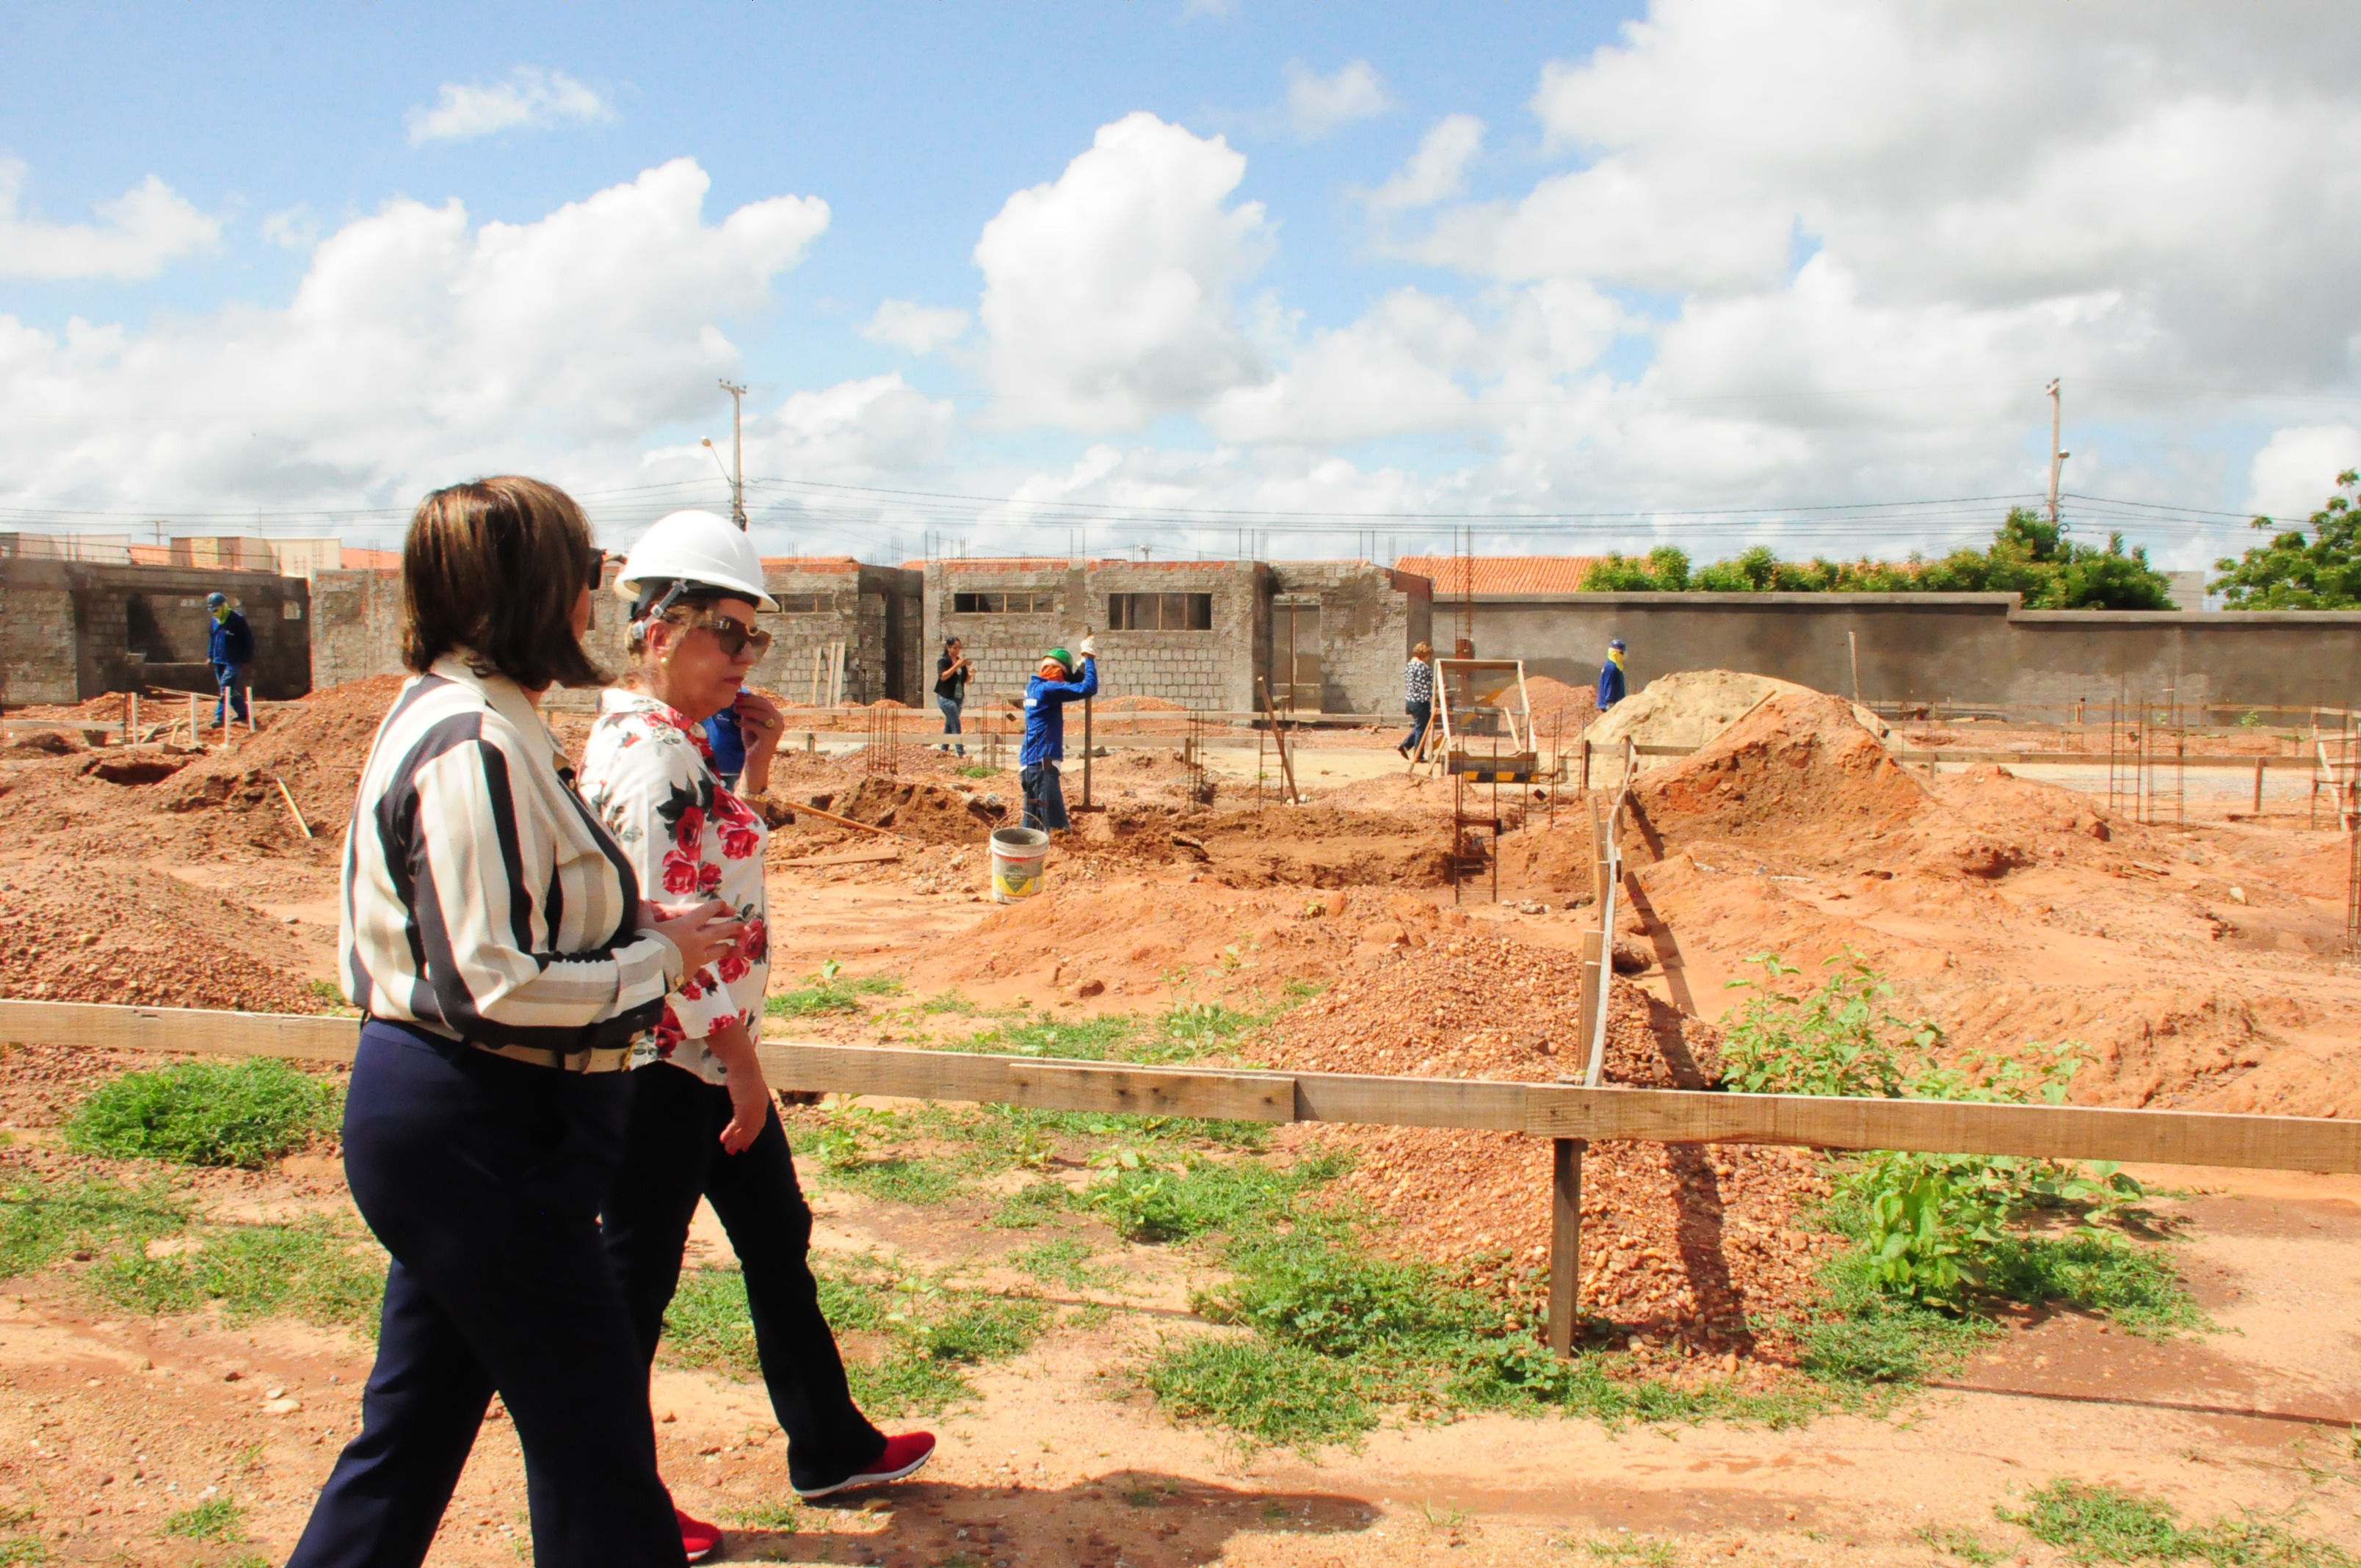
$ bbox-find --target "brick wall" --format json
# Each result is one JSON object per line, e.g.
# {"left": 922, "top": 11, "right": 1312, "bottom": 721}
{"left": 1269, "top": 562, "right": 1429, "bottom": 714}
{"left": 1, "top": 559, "right": 310, "bottom": 701}
{"left": 0, "top": 576, "right": 77, "bottom": 705}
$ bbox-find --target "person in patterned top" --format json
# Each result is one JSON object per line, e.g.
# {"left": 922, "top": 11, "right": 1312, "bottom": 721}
{"left": 1398, "top": 640, "right": 1436, "bottom": 760}
{"left": 578, "top": 512, "right": 934, "bottom": 1557}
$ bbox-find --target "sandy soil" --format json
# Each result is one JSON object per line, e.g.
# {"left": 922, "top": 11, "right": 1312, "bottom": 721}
{"left": 0, "top": 674, "right": 2357, "bottom": 1564}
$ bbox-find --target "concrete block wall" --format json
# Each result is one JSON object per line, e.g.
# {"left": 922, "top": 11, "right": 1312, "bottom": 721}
{"left": 1464, "top": 592, "right": 2361, "bottom": 714}
{"left": 1, "top": 558, "right": 308, "bottom": 702}
{"left": 1269, "top": 562, "right": 1430, "bottom": 714}
{"left": 311, "top": 569, "right": 404, "bottom": 690}
{"left": 924, "top": 559, "right": 1081, "bottom": 710}
{"left": 0, "top": 578, "right": 77, "bottom": 705}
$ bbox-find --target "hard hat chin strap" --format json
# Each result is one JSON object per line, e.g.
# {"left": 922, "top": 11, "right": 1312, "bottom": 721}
{"left": 627, "top": 580, "right": 690, "bottom": 650}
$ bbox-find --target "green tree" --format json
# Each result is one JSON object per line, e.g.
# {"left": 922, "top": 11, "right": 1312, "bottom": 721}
{"left": 1578, "top": 544, "right": 1691, "bottom": 590}
{"left": 2211, "top": 469, "right": 2361, "bottom": 609}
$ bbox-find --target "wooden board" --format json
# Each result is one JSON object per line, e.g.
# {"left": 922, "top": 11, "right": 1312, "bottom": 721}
{"left": 776, "top": 849, "right": 902, "bottom": 868}
{"left": 6, "top": 1001, "right": 2360, "bottom": 1172}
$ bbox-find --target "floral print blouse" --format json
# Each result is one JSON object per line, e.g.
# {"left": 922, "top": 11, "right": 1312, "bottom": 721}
{"left": 577, "top": 687, "right": 770, "bottom": 1086}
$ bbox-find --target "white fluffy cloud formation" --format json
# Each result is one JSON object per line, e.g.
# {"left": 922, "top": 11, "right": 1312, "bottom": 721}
{"left": 1285, "top": 60, "right": 1393, "bottom": 139}
{"left": 1363, "top": 115, "right": 1484, "bottom": 214}
{"left": 975, "top": 112, "right": 1271, "bottom": 432}
{"left": 860, "top": 299, "right": 971, "bottom": 355}
{"left": 0, "top": 159, "right": 833, "bottom": 516}
{"left": 406, "top": 66, "right": 614, "bottom": 145}
{"left": 0, "top": 159, "right": 218, "bottom": 280}
{"left": 2246, "top": 427, "right": 2361, "bottom": 523}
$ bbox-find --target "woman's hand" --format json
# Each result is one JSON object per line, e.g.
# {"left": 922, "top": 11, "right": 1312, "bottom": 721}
{"left": 736, "top": 689, "right": 786, "bottom": 796}
{"left": 700, "top": 1017, "right": 773, "bottom": 1154}
{"left": 646, "top": 899, "right": 744, "bottom": 979}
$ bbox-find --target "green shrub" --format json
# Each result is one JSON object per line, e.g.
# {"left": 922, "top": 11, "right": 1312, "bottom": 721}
{"left": 69, "top": 1059, "right": 338, "bottom": 1168}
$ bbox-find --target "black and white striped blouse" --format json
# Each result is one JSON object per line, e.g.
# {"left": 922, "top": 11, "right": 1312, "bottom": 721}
{"left": 339, "top": 655, "right": 676, "bottom": 1052}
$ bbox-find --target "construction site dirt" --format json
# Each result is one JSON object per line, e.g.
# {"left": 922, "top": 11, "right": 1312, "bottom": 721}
{"left": 0, "top": 670, "right": 2357, "bottom": 1566}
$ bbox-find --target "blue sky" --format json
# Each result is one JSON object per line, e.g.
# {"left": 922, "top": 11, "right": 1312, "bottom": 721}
{"left": 4, "top": 1, "right": 2359, "bottom": 566}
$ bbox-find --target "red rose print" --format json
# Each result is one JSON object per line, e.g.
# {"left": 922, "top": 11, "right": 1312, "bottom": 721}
{"left": 717, "top": 947, "right": 749, "bottom": 984}
{"left": 675, "top": 806, "right": 706, "bottom": 850}
{"left": 661, "top": 850, "right": 699, "bottom": 893}
{"left": 719, "top": 820, "right": 760, "bottom": 859}
{"left": 696, "top": 860, "right": 723, "bottom": 893}
{"left": 653, "top": 1004, "right": 683, "bottom": 1057}
{"left": 740, "top": 917, "right": 768, "bottom": 962}
{"left": 678, "top": 970, "right": 707, "bottom": 1000}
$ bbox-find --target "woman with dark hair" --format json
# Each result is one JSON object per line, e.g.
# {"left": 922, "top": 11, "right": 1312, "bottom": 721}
{"left": 934, "top": 636, "right": 971, "bottom": 756}
{"left": 291, "top": 476, "right": 742, "bottom": 1568}
{"left": 581, "top": 513, "right": 932, "bottom": 1558}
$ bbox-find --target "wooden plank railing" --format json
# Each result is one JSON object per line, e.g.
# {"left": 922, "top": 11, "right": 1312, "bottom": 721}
{"left": 7, "top": 1000, "right": 2357, "bottom": 1357}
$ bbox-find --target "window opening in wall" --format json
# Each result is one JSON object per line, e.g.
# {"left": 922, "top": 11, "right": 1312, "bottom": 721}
{"left": 1106, "top": 592, "right": 1213, "bottom": 631}
{"left": 952, "top": 591, "right": 1055, "bottom": 614}
{"left": 1269, "top": 598, "right": 1321, "bottom": 711}
{"left": 774, "top": 592, "right": 826, "bottom": 613}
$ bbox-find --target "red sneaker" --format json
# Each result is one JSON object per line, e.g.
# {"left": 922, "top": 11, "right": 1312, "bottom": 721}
{"left": 676, "top": 1506, "right": 722, "bottom": 1563}
{"left": 793, "top": 1431, "right": 937, "bottom": 1500}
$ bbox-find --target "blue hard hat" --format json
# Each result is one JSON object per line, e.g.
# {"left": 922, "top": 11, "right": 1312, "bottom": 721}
{"left": 206, "top": 592, "right": 228, "bottom": 608}
{"left": 1608, "top": 637, "right": 1625, "bottom": 650}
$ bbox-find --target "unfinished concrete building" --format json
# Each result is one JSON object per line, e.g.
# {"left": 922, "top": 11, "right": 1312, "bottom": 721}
{"left": 310, "top": 556, "right": 926, "bottom": 705}
{"left": 0, "top": 556, "right": 310, "bottom": 706}
{"left": 918, "top": 557, "right": 1432, "bottom": 714}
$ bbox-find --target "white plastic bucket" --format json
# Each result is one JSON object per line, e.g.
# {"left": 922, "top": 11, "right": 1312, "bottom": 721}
{"left": 990, "top": 825, "right": 1049, "bottom": 903}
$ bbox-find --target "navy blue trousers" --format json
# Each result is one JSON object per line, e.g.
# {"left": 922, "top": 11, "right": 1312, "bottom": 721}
{"left": 288, "top": 1022, "right": 683, "bottom": 1568}
{"left": 1020, "top": 761, "right": 1067, "bottom": 832}
{"left": 600, "top": 1061, "right": 885, "bottom": 1492}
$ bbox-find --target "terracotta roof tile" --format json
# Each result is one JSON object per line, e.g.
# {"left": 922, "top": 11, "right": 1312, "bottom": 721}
{"left": 1394, "top": 555, "right": 1605, "bottom": 595}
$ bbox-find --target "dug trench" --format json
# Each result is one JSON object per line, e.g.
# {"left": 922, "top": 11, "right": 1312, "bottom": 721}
{"left": 0, "top": 675, "right": 2356, "bottom": 1564}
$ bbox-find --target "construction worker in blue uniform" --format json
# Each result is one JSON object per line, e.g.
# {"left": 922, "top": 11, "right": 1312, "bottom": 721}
{"left": 1019, "top": 639, "right": 1097, "bottom": 832}
{"left": 1595, "top": 636, "right": 1628, "bottom": 711}
{"left": 206, "top": 591, "right": 256, "bottom": 728}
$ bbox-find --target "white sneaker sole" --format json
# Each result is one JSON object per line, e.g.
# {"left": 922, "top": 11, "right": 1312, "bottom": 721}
{"left": 792, "top": 1444, "right": 935, "bottom": 1500}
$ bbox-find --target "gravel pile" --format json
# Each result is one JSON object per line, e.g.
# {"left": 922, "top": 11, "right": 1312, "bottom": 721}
{"left": 0, "top": 865, "right": 326, "bottom": 1014}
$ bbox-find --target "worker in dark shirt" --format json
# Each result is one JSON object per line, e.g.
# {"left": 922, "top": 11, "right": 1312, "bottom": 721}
{"left": 1019, "top": 642, "right": 1096, "bottom": 832}
{"left": 934, "top": 639, "right": 972, "bottom": 757}
{"left": 1595, "top": 637, "right": 1628, "bottom": 710}
{"left": 206, "top": 591, "right": 255, "bottom": 729}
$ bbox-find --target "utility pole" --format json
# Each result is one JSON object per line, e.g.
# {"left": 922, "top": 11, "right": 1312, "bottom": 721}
{"left": 719, "top": 379, "right": 748, "bottom": 529}
{"left": 2045, "top": 378, "right": 2071, "bottom": 530}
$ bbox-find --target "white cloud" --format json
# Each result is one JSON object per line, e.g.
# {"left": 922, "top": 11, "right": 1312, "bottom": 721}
{"left": 406, "top": 66, "right": 614, "bottom": 146}
{"left": 0, "top": 159, "right": 830, "bottom": 520}
{"left": 974, "top": 112, "right": 1271, "bottom": 432}
{"left": 860, "top": 299, "right": 971, "bottom": 354}
{"left": 1286, "top": 60, "right": 1393, "bottom": 139}
{"left": 1363, "top": 115, "right": 1484, "bottom": 214}
{"left": 2244, "top": 426, "right": 2361, "bottom": 523}
{"left": 0, "top": 158, "right": 218, "bottom": 280}
{"left": 258, "top": 206, "right": 319, "bottom": 251}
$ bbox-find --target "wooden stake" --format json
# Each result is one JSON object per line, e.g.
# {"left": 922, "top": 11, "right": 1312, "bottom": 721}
{"left": 1548, "top": 1137, "right": 1584, "bottom": 1357}
{"left": 787, "top": 799, "right": 910, "bottom": 841}
{"left": 272, "top": 775, "right": 312, "bottom": 840}
{"left": 2255, "top": 756, "right": 2266, "bottom": 816}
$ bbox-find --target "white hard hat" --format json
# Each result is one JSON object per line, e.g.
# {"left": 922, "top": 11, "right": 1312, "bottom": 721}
{"left": 613, "top": 510, "right": 777, "bottom": 611}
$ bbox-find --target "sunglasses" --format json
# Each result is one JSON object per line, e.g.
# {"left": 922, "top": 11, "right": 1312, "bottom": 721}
{"left": 579, "top": 545, "right": 608, "bottom": 593}
{"left": 661, "top": 609, "right": 774, "bottom": 659}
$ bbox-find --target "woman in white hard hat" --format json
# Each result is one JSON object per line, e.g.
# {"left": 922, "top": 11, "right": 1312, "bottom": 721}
{"left": 576, "top": 511, "right": 932, "bottom": 1558}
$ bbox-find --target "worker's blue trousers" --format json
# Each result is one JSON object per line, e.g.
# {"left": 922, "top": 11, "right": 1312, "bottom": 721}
{"left": 286, "top": 1022, "right": 683, "bottom": 1568}
{"left": 214, "top": 664, "right": 248, "bottom": 726}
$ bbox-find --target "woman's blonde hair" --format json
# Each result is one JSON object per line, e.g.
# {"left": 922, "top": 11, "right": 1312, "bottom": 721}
{"left": 1412, "top": 641, "right": 1433, "bottom": 659}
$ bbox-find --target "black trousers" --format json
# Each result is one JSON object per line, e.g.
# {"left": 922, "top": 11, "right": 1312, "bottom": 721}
{"left": 601, "top": 1061, "right": 885, "bottom": 1492}
{"left": 289, "top": 1022, "right": 683, "bottom": 1568}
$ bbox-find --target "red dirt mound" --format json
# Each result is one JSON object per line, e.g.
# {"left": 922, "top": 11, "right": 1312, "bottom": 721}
{"left": 156, "top": 675, "right": 408, "bottom": 848}
{"left": 1520, "top": 675, "right": 1599, "bottom": 741}
{"left": 1258, "top": 934, "right": 1835, "bottom": 1355}
{"left": 0, "top": 865, "right": 327, "bottom": 1013}
{"left": 1622, "top": 689, "right": 1929, "bottom": 863}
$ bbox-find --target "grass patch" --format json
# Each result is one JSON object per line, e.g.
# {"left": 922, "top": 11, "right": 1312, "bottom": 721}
{"left": 665, "top": 1262, "right": 1049, "bottom": 1420}
{"left": 727, "top": 1500, "right": 805, "bottom": 1532}
{"left": 0, "top": 1174, "right": 188, "bottom": 1280}
{"left": 68, "top": 1059, "right": 338, "bottom": 1168}
{"left": 161, "top": 1495, "right": 243, "bottom": 1542}
{"left": 1983, "top": 1232, "right": 2208, "bottom": 1335}
{"left": 95, "top": 1220, "right": 384, "bottom": 1334}
{"left": 818, "top": 1156, "right": 964, "bottom": 1205}
{"left": 1921, "top": 1525, "right": 2005, "bottom": 1565}
{"left": 1792, "top": 1250, "right": 1997, "bottom": 1384}
{"left": 1084, "top": 1153, "right": 1343, "bottom": 1244}
{"left": 1138, "top": 1335, "right": 1374, "bottom": 1453}
{"left": 987, "top": 1180, "right": 1070, "bottom": 1230}
{"left": 1998, "top": 1479, "right": 2354, "bottom": 1567}
{"left": 1010, "top": 1236, "right": 1112, "bottom": 1289}
{"left": 768, "top": 973, "right": 904, "bottom": 1018}
{"left": 0, "top": 1539, "right": 43, "bottom": 1567}
{"left": 1578, "top": 1535, "right": 1679, "bottom": 1567}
